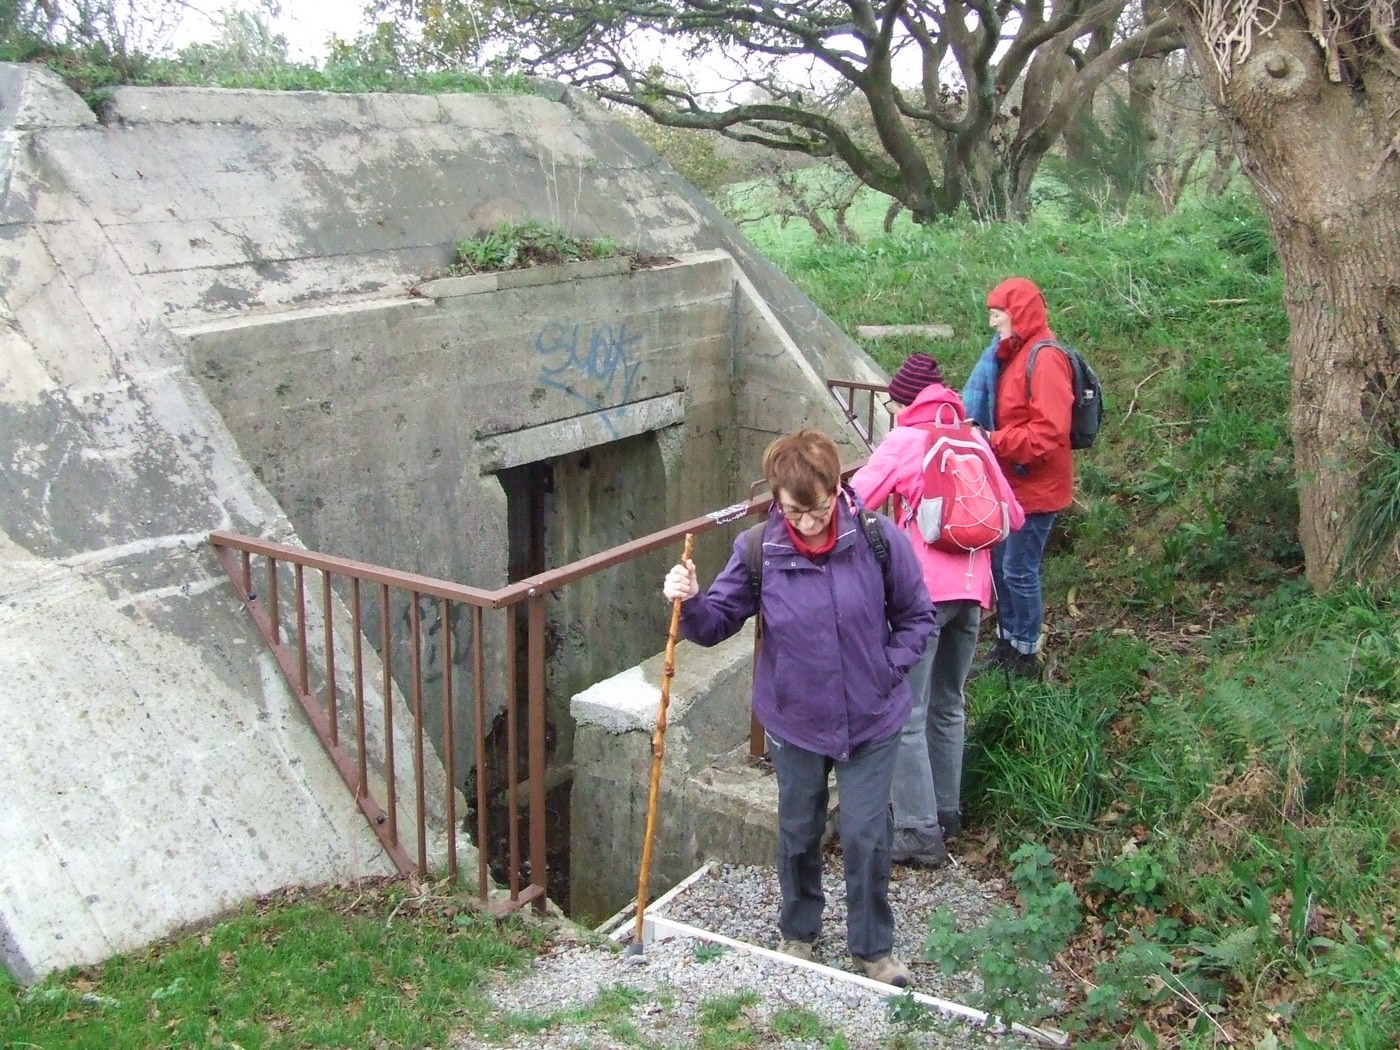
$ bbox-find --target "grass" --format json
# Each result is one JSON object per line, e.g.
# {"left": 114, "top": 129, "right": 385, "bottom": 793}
{"left": 489, "top": 982, "right": 652, "bottom": 1043}
{"left": 0, "top": 879, "right": 540, "bottom": 1049}
{"left": 490, "top": 983, "right": 852, "bottom": 1049}
{"left": 449, "top": 220, "right": 622, "bottom": 276}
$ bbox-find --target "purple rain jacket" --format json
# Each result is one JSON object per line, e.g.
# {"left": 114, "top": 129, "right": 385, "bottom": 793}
{"left": 679, "top": 487, "right": 936, "bottom": 762}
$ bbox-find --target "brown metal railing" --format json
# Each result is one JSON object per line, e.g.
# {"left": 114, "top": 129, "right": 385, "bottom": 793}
{"left": 827, "top": 378, "right": 892, "bottom": 451}
{"left": 210, "top": 377, "right": 890, "bottom": 912}
{"left": 209, "top": 492, "right": 780, "bottom": 915}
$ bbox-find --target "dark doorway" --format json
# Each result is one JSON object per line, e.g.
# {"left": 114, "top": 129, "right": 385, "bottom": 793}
{"left": 472, "top": 459, "right": 572, "bottom": 913}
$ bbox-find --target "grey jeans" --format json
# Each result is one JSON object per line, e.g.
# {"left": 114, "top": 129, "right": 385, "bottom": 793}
{"left": 892, "top": 599, "right": 981, "bottom": 836}
{"left": 767, "top": 728, "right": 898, "bottom": 960}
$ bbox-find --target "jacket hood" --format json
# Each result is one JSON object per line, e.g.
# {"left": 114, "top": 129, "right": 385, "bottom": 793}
{"left": 894, "top": 382, "right": 966, "bottom": 427}
{"left": 988, "top": 277, "right": 1054, "bottom": 356}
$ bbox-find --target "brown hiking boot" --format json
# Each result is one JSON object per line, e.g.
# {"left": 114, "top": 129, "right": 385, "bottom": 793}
{"left": 777, "top": 938, "right": 815, "bottom": 962}
{"left": 853, "top": 954, "right": 912, "bottom": 987}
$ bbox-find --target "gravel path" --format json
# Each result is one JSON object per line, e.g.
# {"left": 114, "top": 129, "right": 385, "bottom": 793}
{"left": 465, "top": 851, "right": 1068, "bottom": 1049}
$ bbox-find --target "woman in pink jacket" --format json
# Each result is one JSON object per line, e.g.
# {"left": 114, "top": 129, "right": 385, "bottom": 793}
{"left": 850, "top": 353, "right": 1024, "bottom": 865}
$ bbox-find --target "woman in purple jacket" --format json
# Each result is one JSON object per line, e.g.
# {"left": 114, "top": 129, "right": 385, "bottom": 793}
{"left": 662, "top": 429, "right": 936, "bottom": 987}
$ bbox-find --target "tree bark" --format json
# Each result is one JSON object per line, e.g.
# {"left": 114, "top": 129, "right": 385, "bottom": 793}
{"left": 1172, "top": 1, "right": 1400, "bottom": 587}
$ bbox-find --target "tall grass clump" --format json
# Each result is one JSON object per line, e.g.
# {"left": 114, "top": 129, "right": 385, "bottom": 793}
{"left": 1341, "top": 441, "right": 1400, "bottom": 582}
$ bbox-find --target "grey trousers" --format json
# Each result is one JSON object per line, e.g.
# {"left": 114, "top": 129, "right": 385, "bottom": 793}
{"left": 767, "top": 728, "right": 898, "bottom": 960}
{"left": 892, "top": 599, "right": 981, "bottom": 836}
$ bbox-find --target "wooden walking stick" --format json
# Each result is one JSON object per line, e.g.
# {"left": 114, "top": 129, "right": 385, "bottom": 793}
{"left": 626, "top": 532, "right": 695, "bottom": 957}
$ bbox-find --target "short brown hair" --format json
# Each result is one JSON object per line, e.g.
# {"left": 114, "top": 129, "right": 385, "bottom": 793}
{"left": 762, "top": 429, "right": 842, "bottom": 507}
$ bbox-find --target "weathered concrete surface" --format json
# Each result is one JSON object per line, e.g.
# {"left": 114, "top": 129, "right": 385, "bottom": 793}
{"left": 1, "top": 62, "right": 888, "bottom": 980}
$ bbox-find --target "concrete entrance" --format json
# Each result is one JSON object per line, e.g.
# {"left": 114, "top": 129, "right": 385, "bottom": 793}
{"left": 0, "top": 62, "right": 889, "bottom": 980}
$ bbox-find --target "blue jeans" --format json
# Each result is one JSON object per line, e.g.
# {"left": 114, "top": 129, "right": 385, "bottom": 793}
{"left": 991, "top": 511, "right": 1057, "bottom": 654}
{"left": 892, "top": 600, "right": 980, "bottom": 838}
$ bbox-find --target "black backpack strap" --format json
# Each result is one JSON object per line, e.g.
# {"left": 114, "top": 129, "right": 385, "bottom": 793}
{"left": 858, "top": 511, "right": 894, "bottom": 615}
{"left": 1024, "top": 339, "right": 1065, "bottom": 400}
{"left": 858, "top": 510, "right": 890, "bottom": 573}
{"left": 742, "top": 522, "right": 767, "bottom": 602}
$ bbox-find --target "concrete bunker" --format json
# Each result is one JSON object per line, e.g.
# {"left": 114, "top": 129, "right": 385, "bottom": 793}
{"left": 179, "top": 251, "right": 878, "bottom": 916}
{"left": 1, "top": 62, "right": 890, "bottom": 976}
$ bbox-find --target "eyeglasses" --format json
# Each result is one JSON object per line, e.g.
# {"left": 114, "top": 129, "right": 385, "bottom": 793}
{"left": 778, "top": 499, "right": 835, "bottom": 523}
{"left": 881, "top": 398, "right": 899, "bottom": 414}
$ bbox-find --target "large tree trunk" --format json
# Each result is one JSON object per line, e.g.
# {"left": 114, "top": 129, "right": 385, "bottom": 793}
{"left": 1172, "top": 1, "right": 1400, "bottom": 588}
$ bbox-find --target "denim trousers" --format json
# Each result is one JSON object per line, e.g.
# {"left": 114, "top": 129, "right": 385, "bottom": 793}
{"left": 892, "top": 599, "right": 981, "bottom": 837}
{"left": 991, "top": 511, "right": 1058, "bottom": 654}
{"left": 767, "top": 728, "right": 897, "bottom": 960}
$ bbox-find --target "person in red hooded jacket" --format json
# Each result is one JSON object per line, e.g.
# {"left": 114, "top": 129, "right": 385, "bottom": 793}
{"left": 978, "top": 277, "right": 1075, "bottom": 679}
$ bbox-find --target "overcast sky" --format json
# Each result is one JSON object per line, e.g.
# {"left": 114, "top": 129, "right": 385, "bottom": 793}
{"left": 175, "top": 1, "right": 371, "bottom": 61}
{"left": 178, "top": 2, "right": 930, "bottom": 93}
{"left": 271, "top": 2, "right": 370, "bottom": 60}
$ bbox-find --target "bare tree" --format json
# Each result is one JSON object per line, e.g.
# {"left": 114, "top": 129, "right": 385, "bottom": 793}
{"left": 726, "top": 159, "right": 866, "bottom": 242}
{"left": 1171, "top": 0, "right": 1400, "bottom": 586}
{"left": 367, "top": 0, "right": 1182, "bottom": 221}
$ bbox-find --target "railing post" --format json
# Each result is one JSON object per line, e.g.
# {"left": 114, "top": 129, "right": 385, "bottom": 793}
{"left": 294, "top": 564, "right": 308, "bottom": 695}
{"left": 440, "top": 598, "right": 457, "bottom": 883}
{"left": 527, "top": 592, "right": 548, "bottom": 911}
{"left": 409, "top": 591, "right": 427, "bottom": 874}
{"left": 473, "top": 606, "right": 489, "bottom": 900}
{"left": 351, "top": 579, "right": 368, "bottom": 798}
{"left": 381, "top": 583, "right": 398, "bottom": 850}
{"left": 505, "top": 609, "right": 520, "bottom": 900}
{"left": 322, "top": 570, "right": 337, "bottom": 746}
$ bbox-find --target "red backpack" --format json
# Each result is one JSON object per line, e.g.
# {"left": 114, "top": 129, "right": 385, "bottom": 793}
{"left": 914, "top": 406, "right": 1012, "bottom": 554}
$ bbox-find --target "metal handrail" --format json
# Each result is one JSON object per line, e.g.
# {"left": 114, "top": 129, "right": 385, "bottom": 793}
{"left": 207, "top": 492, "right": 780, "bottom": 916}
{"left": 827, "top": 378, "right": 891, "bottom": 451}
{"left": 209, "top": 377, "right": 886, "bottom": 913}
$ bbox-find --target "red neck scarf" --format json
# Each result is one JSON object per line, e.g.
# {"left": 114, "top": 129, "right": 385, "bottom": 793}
{"left": 784, "top": 517, "right": 837, "bottom": 558}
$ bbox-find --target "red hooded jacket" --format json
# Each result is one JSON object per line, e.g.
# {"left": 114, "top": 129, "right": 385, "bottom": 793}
{"left": 987, "top": 277, "right": 1075, "bottom": 514}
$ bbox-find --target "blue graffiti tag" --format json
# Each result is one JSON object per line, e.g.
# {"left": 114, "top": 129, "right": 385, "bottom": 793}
{"left": 536, "top": 322, "right": 643, "bottom": 437}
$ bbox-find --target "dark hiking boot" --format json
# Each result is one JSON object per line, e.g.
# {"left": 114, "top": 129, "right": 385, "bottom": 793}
{"left": 970, "top": 639, "right": 1014, "bottom": 677}
{"left": 1005, "top": 648, "right": 1043, "bottom": 681}
{"left": 891, "top": 827, "right": 950, "bottom": 868}
{"left": 938, "top": 810, "right": 963, "bottom": 842}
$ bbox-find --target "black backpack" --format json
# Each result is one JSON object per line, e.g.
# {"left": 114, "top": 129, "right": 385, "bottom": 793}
{"left": 741, "top": 510, "right": 891, "bottom": 603}
{"left": 1025, "top": 340, "right": 1104, "bottom": 450}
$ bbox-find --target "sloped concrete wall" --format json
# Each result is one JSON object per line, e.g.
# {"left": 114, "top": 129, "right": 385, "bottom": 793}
{"left": 1, "top": 67, "right": 403, "bottom": 983}
{"left": 0, "top": 63, "right": 887, "bottom": 981}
